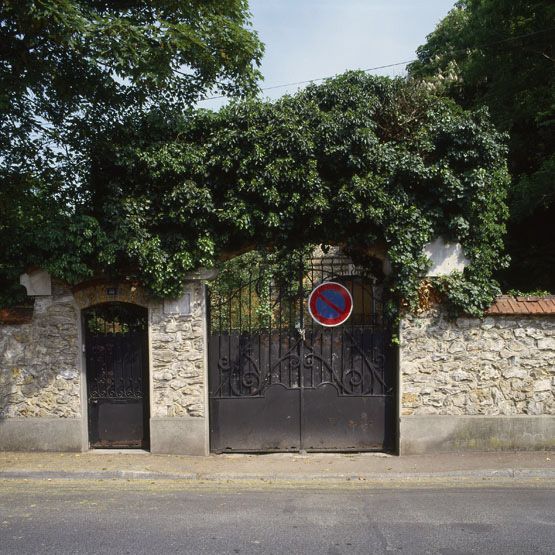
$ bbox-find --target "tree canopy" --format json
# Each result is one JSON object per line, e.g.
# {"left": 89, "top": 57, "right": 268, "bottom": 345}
{"left": 408, "top": 0, "right": 555, "bottom": 291}
{"left": 1, "top": 3, "right": 513, "bottom": 316}
{"left": 0, "top": 0, "right": 263, "bottom": 303}
{"left": 31, "top": 73, "right": 509, "bottom": 315}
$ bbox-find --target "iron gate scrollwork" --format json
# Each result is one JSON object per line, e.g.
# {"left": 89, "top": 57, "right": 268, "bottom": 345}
{"left": 208, "top": 254, "right": 396, "bottom": 452}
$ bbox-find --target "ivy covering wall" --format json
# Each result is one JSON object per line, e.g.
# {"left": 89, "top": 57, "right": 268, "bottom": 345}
{"left": 24, "top": 73, "right": 511, "bottom": 315}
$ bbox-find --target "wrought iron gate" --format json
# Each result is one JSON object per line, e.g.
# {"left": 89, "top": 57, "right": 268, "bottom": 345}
{"left": 84, "top": 303, "right": 149, "bottom": 449}
{"left": 208, "top": 254, "right": 396, "bottom": 452}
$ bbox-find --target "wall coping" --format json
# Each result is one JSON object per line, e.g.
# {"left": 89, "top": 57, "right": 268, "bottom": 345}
{"left": 486, "top": 295, "right": 555, "bottom": 316}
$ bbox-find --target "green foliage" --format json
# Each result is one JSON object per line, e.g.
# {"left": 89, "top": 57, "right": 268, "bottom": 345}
{"left": 208, "top": 247, "right": 313, "bottom": 331}
{"left": 0, "top": 0, "right": 263, "bottom": 305}
{"left": 74, "top": 73, "right": 509, "bottom": 316}
{"left": 408, "top": 0, "right": 555, "bottom": 291}
{"left": 0, "top": 3, "right": 514, "bottom": 315}
{"left": 1, "top": 0, "right": 263, "bottom": 164}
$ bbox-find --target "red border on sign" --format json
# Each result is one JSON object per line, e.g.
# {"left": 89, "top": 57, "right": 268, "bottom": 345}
{"left": 308, "top": 282, "right": 353, "bottom": 327}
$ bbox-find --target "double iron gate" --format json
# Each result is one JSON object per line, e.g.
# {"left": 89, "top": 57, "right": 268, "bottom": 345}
{"left": 208, "top": 255, "right": 396, "bottom": 452}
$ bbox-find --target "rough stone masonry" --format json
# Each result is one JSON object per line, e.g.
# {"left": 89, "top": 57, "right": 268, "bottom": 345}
{"left": 400, "top": 311, "right": 554, "bottom": 417}
{"left": 150, "top": 280, "right": 206, "bottom": 419}
{"left": 0, "top": 283, "right": 81, "bottom": 419}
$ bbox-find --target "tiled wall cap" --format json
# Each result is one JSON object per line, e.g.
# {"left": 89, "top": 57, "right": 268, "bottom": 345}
{"left": 486, "top": 295, "right": 555, "bottom": 315}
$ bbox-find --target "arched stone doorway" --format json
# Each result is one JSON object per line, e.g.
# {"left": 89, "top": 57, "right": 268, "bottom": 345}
{"left": 83, "top": 302, "right": 149, "bottom": 449}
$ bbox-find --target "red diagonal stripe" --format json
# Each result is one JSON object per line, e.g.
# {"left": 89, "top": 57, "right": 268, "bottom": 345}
{"left": 315, "top": 290, "right": 344, "bottom": 315}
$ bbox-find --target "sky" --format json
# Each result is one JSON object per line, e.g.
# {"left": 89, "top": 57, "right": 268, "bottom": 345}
{"left": 201, "top": 0, "right": 456, "bottom": 109}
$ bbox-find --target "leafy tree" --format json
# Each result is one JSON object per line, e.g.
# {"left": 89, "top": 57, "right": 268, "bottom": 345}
{"left": 408, "top": 0, "right": 555, "bottom": 291}
{"left": 0, "top": 0, "right": 263, "bottom": 304}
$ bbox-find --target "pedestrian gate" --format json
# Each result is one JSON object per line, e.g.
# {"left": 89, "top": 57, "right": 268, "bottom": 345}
{"left": 208, "top": 255, "right": 396, "bottom": 452}
{"left": 84, "top": 302, "right": 149, "bottom": 449}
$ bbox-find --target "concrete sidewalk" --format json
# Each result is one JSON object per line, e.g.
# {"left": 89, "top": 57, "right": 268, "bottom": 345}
{"left": 0, "top": 450, "right": 554, "bottom": 485}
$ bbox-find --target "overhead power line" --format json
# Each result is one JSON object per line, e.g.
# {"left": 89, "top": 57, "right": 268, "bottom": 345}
{"left": 197, "top": 26, "right": 555, "bottom": 103}
{"left": 259, "top": 59, "right": 416, "bottom": 93}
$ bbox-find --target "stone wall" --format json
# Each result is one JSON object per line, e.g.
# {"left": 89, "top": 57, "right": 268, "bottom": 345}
{"left": 3, "top": 267, "right": 553, "bottom": 455}
{"left": 400, "top": 310, "right": 555, "bottom": 416}
{"left": 1, "top": 277, "right": 209, "bottom": 453}
{"left": 0, "top": 283, "right": 80, "bottom": 419}
{"left": 150, "top": 281, "right": 206, "bottom": 418}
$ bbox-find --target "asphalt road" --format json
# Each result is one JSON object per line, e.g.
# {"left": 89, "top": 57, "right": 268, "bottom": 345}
{"left": 0, "top": 480, "right": 553, "bottom": 554}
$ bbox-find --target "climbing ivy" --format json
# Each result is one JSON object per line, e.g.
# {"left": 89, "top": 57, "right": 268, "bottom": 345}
{"left": 207, "top": 246, "right": 313, "bottom": 332}
{"left": 27, "top": 73, "right": 511, "bottom": 316}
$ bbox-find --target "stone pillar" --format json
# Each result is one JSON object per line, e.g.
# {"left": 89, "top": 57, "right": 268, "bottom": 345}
{"left": 149, "top": 274, "right": 213, "bottom": 455}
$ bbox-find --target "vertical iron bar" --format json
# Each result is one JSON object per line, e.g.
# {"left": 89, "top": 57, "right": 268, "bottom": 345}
{"left": 320, "top": 256, "right": 325, "bottom": 387}
{"left": 298, "top": 250, "right": 304, "bottom": 386}
{"left": 258, "top": 291, "right": 262, "bottom": 389}
{"left": 218, "top": 291, "right": 223, "bottom": 396}
{"left": 340, "top": 269, "right": 345, "bottom": 394}
{"left": 287, "top": 256, "right": 292, "bottom": 388}
{"left": 239, "top": 277, "right": 243, "bottom": 334}
{"left": 125, "top": 331, "right": 130, "bottom": 396}
{"left": 349, "top": 266, "right": 354, "bottom": 396}
{"left": 361, "top": 280, "right": 366, "bottom": 395}
{"left": 278, "top": 263, "right": 283, "bottom": 386}
{"left": 310, "top": 261, "right": 315, "bottom": 389}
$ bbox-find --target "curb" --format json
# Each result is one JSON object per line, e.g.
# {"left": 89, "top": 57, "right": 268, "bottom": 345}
{"left": 1, "top": 468, "right": 554, "bottom": 483}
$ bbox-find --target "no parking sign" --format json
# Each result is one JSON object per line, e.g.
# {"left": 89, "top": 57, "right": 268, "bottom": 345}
{"left": 308, "top": 282, "right": 353, "bottom": 327}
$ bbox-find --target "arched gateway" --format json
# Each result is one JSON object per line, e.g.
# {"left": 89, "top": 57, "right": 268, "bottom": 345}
{"left": 208, "top": 252, "right": 396, "bottom": 452}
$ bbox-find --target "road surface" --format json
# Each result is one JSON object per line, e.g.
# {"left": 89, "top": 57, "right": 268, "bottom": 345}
{"left": 0, "top": 480, "right": 553, "bottom": 554}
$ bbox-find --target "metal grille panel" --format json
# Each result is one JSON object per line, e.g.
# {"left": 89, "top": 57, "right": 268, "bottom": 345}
{"left": 209, "top": 254, "right": 396, "bottom": 452}
{"left": 84, "top": 303, "right": 149, "bottom": 449}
